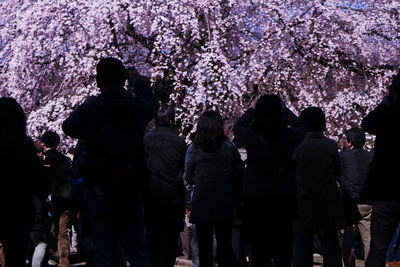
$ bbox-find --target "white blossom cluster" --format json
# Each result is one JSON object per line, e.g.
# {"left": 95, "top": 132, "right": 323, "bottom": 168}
{"left": 0, "top": 0, "right": 399, "bottom": 151}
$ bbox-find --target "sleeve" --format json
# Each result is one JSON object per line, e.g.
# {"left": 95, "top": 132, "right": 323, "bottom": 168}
{"left": 62, "top": 102, "right": 99, "bottom": 140}
{"left": 233, "top": 108, "right": 256, "bottom": 148}
{"left": 184, "top": 144, "right": 196, "bottom": 185}
{"left": 133, "top": 78, "right": 160, "bottom": 125}
{"left": 361, "top": 103, "right": 388, "bottom": 135}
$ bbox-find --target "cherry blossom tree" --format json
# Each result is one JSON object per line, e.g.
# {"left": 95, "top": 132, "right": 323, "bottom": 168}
{"left": 0, "top": 0, "right": 399, "bottom": 150}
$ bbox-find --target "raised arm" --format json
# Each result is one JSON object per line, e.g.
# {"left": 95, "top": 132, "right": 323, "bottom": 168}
{"left": 361, "top": 103, "right": 388, "bottom": 135}
{"left": 62, "top": 101, "right": 99, "bottom": 140}
{"left": 233, "top": 108, "right": 256, "bottom": 148}
{"left": 132, "top": 78, "right": 160, "bottom": 125}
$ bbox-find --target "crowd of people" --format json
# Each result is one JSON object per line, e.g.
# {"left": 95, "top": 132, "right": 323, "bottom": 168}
{"left": 0, "top": 56, "right": 400, "bottom": 267}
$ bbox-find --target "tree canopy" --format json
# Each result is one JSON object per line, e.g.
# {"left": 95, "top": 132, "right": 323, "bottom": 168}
{"left": 1, "top": 0, "right": 399, "bottom": 150}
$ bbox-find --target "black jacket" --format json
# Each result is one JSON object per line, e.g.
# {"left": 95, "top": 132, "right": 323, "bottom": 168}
{"left": 0, "top": 139, "right": 45, "bottom": 234}
{"left": 362, "top": 98, "right": 400, "bottom": 200}
{"left": 42, "top": 149, "right": 72, "bottom": 212}
{"left": 233, "top": 108, "right": 302, "bottom": 199}
{"left": 293, "top": 132, "right": 344, "bottom": 233}
{"left": 185, "top": 141, "right": 242, "bottom": 224}
{"left": 42, "top": 149, "right": 71, "bottom": 195}
{"left": 62, "top": 79, "right": 159, "bottom": 197}
{"left": 143, "top": 127, "right": 187, "bottom": 224}
{"left": 339, "top": 148, "right": 373, "bottom": 203}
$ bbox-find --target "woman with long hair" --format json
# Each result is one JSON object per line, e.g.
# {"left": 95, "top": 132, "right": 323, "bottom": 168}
{"left": 185, "top": 110, "right": 241, "bottom": 267}
{"left": 0, "top": 97, "right": 45, "bottom": 267}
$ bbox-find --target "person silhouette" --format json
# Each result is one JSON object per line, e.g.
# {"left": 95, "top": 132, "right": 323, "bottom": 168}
{"left": 292, "top": 107, "right": 343, "bottom": 267}
{"left": 362, "top": 71, "right": 400, "bottom": 267}
{"left": 233, "top": 94, "right": 301, "bottom": 267}
{"left": 0, "top": 97, "right": 45, "bottom": 267}
{"left": 62, "top": 57, "right": 159, "bottom": 266}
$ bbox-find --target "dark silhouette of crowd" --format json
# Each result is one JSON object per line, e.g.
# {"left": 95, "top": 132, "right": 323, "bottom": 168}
{"left": 0, "top": 57, "right": 400, "bottom": 267}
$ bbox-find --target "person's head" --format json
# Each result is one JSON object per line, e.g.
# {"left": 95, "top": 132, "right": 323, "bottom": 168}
{"left": 345, "top": 127, "right": 366, "bottom": 148}
{"left": 96, "top": 57, "right": 126, "bottom": 89}
{"left": 0, "top": 97, "right": 27, "bottom": 146}
{"left": 194, "top": 110, "right": 227, "bottom": 152}
{"left": 41, "top": 131, "right": 60, "bottom": 150}
{"left": 155, "top": 104, "right": 175, "bottom": 127}
{"left": 300, "top": 107, "right": 326, "bottom": 132}
{"left": 252, "top": 94, "right": 283, "bottom": 135}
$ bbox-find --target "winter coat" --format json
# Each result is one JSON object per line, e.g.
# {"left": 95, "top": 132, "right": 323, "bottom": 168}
{"left": 293, "top": 132, "right": 344, "bottom": 234}
{"left": 0, "top": 139, "right": 45, "bottom": 237}
{"left": 143, "top": 127, "right": 187, "bottom": 226}
{"left": 233, "top": 108, "right": 302, "bottom": 199}
{"left": 184, "top": 141, "right": 242, "bottom": 224}
{"left": 339, "top": 148, "right": 373, "bottom": 203}
{"left": 62, "top": 79, "right": 159, "bottom": 198}
{"left": 361, "top": 99, "right": 400, "bottom": 200}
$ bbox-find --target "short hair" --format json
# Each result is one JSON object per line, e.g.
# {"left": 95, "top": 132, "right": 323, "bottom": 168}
{"left": 155, "top": 104, "right": 175, "bottom": 127}
{"left": 96, "top": 57, "right": 126, "bottom": 88}
{"left": 0, "top": 97, "right": 27, "bottom": 145}
{"left": 41, "top": 131, "right": 60, "bottom": 149}
{"left": 194, "top": 110, "right": 227, "bottom": 152}
{"left": 300, "top": 107, "right": 326, "bottom": 132}
{"left": 346, "top": 127, "right": 366, "bottom": 148}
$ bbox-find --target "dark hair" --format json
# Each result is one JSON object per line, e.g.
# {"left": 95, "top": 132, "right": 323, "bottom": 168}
{"left": 252, "top": 94, "right": 283, "bottom": 136}
{"left": 96, "top": 57, "right": 126, "bottom": 88}
{"left": 41, "top": 131, "right": 60, "bottom": 149}
{"left": 346, "top": 127, "right": 366, "bottom": 148}
{"left": 300, "top": 107, "right": 326, "bottom": 132}
{"left": 0, "top": 97, "right": 27, "bottom": 147}
{"left": 194, "top": 110, "right": 227, "bottom": 152}
{"left": 155, "top": 104, "right": 175, "bottom": 127}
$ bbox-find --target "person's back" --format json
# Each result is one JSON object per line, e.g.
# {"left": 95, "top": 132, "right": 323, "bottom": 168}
{"left": 62, "top": 57, "right": 158, "bottom": 267}
{"left": 362, "top": 91, "right": 400, "bottom": 201}
{"left": 339, "top": 127, "right": 373, "bottom": 266}
{"left": 339, "top": 128, "right": 373, "bottom": 202}
{"left": 292, "top": 107, "right": 343, "bottom": 267}
{"left": 294, "top": 133, "right": 340, "bottom": 203}
{"left": 143, "top": 104, "right": 187, "bottom": 267}
{"left": 185, "top": 110, "right": 241, "bottom": 267}
{"left": 39, "top": 130, "right": 73, "bottom": 267}
{"left": 362, "top": 71, "right": 400, "bottom": 267}
{"left": 233, "top": 94, "right": 301, "bottom": 267}
{"left": 0, "top": 97, "right": 45, "bottom": 267}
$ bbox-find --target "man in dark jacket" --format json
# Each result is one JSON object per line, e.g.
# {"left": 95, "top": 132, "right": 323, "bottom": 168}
{"left": 40, "top": 130, "right": 73, "bottom": 267}
{"left": 143, "top": 104, "right": 187, "bottom": 267}
{"left": 339, "top": 127, "right": 373, "bottom": 266}
{"left": 362, "top": 71, "right": 400, "bottom": 267}
{"left": 62, "top": 57, "right": 159, "bottom": 267}
{"left": 292, "top": 107, "right": 343, "bottom": 267}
